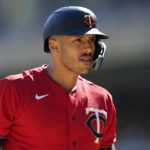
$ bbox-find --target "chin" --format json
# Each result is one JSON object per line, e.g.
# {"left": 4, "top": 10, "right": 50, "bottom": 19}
{"left": 72, "top": 65, "right": 91, "bottom": 75}
{"left": 79, "top": 68, "right": 90, "bottom": 75}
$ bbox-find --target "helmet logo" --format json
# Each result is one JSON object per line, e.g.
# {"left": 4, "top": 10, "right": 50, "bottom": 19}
{"left": 84, "top": 15, "right": 95, "bottom": 27}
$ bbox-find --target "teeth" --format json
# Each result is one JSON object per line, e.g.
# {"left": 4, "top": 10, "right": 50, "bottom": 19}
{"left": 81, "top": 59, "right": 91, "bottom": 61}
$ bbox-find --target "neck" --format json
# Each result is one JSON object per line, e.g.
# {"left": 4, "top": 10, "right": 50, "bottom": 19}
{"left": 45, "top": 62, "right": 78, "bottom": 92}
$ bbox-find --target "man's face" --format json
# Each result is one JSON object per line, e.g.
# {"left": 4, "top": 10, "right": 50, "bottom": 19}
{"left": 49, "top": 35, "right": 96, "bottom": 75}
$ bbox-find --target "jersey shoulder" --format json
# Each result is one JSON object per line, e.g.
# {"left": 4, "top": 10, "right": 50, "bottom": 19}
{"left": 78, "top": 76, "right": 114, "bottom": 109}
{"left": 0, "top": 66, "right": 44, "bottom": 100}
{"left": 78, "top": 76, "right": 112, "bottom": 98}
{"left": 0, "top": 66, "right": 44, "bottom": 108}
{"left": 0, "top": 66, "right": 42, "bottom": 85}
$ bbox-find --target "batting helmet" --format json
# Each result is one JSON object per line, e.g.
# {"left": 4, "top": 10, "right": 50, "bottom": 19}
{"left": 43, "top": 6, "right": 109, "bottom": 71}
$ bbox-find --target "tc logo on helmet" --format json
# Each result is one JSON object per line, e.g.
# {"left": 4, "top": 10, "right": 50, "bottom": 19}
{"left": 84, "top": 15, "right": 95, "bottom": 27}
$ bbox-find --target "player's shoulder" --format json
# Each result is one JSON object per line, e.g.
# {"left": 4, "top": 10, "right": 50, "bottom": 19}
{"left": 78, "top": 76, "right": 110, "bottom": 93}
{"left": 78, "top": 76, "right": 113, "bottom": 100}
{"left": 0, "top": 66, "right": 42, "bottom": 87}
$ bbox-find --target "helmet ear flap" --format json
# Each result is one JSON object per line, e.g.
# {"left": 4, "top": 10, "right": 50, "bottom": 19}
{"left": 93, "top": 39, "right": 100, "bottom": 61}
{"left": 92, "top": 41, "right": 106, "bottom": 71}
{"left": 44, "top": 38, "right": 50, "bottom": 53}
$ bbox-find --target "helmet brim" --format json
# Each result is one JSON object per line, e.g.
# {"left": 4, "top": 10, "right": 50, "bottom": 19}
{"left": 85, "top": 28, "right": 109, "bottom": 39}
{"left": 51, "top": 27, "right": 109, "bottom": 39}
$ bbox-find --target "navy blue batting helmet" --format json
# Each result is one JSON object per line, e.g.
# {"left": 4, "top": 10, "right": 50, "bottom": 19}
{"left": 43, "top": 6, "right": 109, "bottom": 71}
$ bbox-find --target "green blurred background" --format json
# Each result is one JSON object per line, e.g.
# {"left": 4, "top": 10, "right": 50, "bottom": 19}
{"left": 0, "top": 0, "right": 150, "bottom": 149}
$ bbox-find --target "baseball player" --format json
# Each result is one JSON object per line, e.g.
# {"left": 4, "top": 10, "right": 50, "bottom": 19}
{"left": 0, "top": 6, "right": 116, "bottom": 150}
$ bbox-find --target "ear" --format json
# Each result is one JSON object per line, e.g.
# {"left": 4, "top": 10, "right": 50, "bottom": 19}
{"left": 48, "top": 37, "right": 59, "bottom": 53}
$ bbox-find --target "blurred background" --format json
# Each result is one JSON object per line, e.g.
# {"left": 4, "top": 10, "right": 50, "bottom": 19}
{"left": 0, "top": 0, "right": 150, "bottom": 149}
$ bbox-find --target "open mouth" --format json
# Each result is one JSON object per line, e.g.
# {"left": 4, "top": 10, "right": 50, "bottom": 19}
{"left": 79, "top": 57, "right": 92, "bottom": 64}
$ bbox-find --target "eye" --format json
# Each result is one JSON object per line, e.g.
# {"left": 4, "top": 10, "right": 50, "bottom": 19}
{"left": 75, "top": 38, "right": 82, "bottom": 42}
{"left": 89, "top": 37, "right": 96, "bottom": 42}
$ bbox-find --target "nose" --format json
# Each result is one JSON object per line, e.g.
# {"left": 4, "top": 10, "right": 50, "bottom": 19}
{"left": 82, "top": 41, "right": 95, "bottom": 53}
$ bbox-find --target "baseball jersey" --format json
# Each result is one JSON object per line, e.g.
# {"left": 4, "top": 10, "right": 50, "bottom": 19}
{"left": 0, "top": 65, "right": 116, "bottom": 150}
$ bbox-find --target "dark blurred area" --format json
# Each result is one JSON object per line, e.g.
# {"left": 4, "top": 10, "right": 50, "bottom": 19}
{"left": 0, "top": 0, "right": 150, "bottom": 149}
